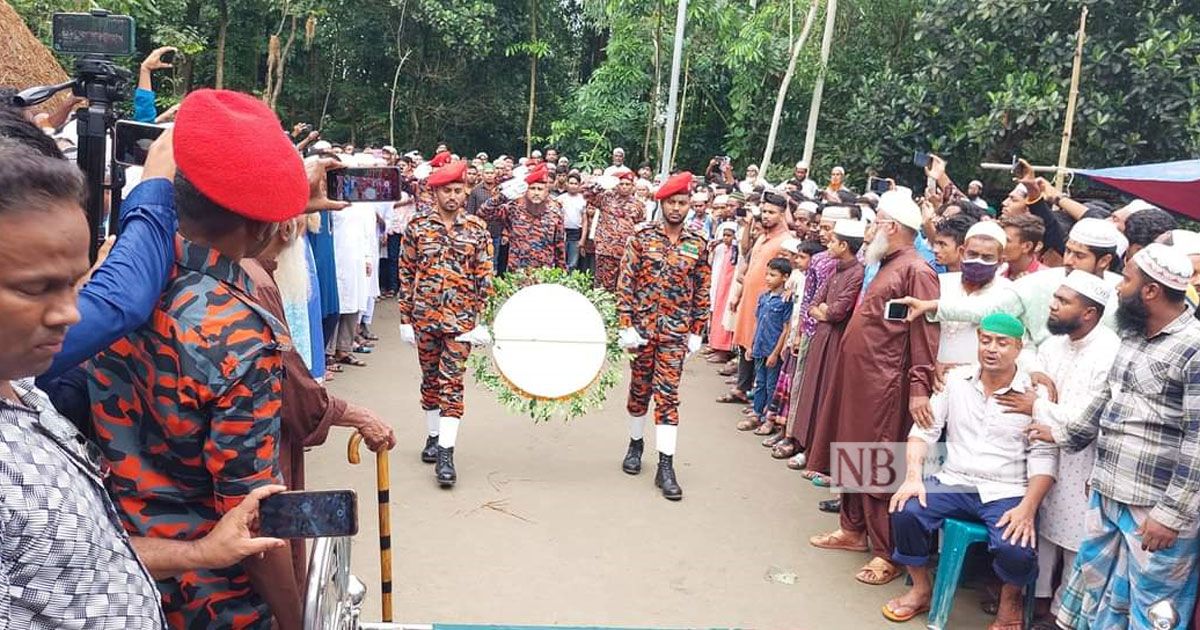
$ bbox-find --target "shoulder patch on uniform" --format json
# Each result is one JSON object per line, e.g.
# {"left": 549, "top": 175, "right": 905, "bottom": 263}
{"left": 464, "top": 214, "right": 488, "bottom": 230}
{"left": 635, "top": 221, "right": 658, "bottom": 232}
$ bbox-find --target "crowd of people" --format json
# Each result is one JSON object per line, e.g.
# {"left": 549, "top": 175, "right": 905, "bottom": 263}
{"left": 2, "top": 49, "right": 1200, "bottom": 629}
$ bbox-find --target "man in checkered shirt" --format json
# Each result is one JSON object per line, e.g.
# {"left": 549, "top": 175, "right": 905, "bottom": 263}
{"left": 1030, "top": 243, "right": 1200, "bottom": 629}
{"left": 0, "top": 133, "right": 285, "bottom": 629}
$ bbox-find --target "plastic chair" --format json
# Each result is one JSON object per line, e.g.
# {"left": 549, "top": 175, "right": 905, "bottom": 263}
{"left": 925, "top": 517, "right": 1036, "bottom": 630}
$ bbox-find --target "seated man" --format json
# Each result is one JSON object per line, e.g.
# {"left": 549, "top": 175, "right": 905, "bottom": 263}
{"left": 883, "top": 313, "right": 1057, "bottom": 628}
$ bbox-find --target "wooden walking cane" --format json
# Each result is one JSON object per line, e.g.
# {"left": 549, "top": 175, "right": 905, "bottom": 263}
{"left": 348, "top": 433, "right": 393, "bottom": 622}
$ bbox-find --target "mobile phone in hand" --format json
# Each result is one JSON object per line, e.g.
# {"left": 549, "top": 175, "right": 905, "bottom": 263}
{"left": 114, "top": 120, "right": 167, "bottom": 166}
{"left": 912, "top": 152, "right": 932, "bottom": 169}
{"left": 327, "top": 167, "right": 402, "bottom": 202}
{"left": 884, "top": 299, "right": 910, "bottom": 321}
{"left": 259, "top": 490, "right": 358, "bottom": 538}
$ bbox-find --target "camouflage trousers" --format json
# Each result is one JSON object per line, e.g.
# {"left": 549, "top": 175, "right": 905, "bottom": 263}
{"left": 595, "top": 254, "right": 622, "bottom": 293}
{"left": 417, "top": 329, "right": 471, "bottom": 419}
{"left": 626, "top": 340, "right": 687, "bottom": 426}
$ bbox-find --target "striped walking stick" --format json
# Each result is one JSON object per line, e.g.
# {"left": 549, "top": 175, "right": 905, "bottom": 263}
{"left": 348, "top": 433, "right": 393, "bottom": 622}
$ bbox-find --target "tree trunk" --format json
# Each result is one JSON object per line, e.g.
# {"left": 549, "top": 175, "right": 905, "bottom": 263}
{"left": 180, "top": 0, "right": 202, "bottom": 93}
{"left": 215, "top": 0, "right": 229, "bottom": 89}
{"left": 760, "top": 0, "right": 819, "bottom": 176}
{"left": 524, "top": 0, "right": 538, "bottom": 157}
{"left": 388, "top": 1, "right": 410, "bottom": 147}
{"left": 644, "top": 0, "right": 663, "bottom": 160}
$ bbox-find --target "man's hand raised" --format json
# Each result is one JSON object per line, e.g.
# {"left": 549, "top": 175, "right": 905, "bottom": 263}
{"left": 305, "top": 156, "right": 350, "bottom": 213}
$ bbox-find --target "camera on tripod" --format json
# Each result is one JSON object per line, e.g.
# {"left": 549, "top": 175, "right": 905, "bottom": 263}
{"left": 14, "top": 10, "right": 137, "bottom": 262}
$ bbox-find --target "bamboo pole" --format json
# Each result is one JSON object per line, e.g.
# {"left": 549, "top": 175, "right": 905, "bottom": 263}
{"left": 760, "top": 0, "right": 820, "bottom": 177}
{"left": 1055, "top": 6, "right": 1088, "bottom": 190}
{"left": 800, "top": 0, "right": 836, "bottom": 165}
{"left": 658, "top": 0, "right": 688, "bottom": 178}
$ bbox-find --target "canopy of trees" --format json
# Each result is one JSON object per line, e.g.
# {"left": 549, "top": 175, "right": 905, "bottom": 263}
{"left": 11, "top": 0, "right": 1200, "bottom": 188}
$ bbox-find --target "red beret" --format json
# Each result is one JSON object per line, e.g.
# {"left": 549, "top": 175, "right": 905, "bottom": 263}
{"left": 654, "top": 171, "right": 693, "bottom": 200}
{"left": 616, "top": 169, "right": 636, "bottom": 181}
{"left": 427, "top": 160, "right": 467, "bottom": 188}
{"left": 525, "top": 163, "right": 548, "bottom": 184}
{"left": 174, "top": 89, "right": 307, "bottom": 222}
{"left": 429, "top": 151, "right": 452, "bottom": 168}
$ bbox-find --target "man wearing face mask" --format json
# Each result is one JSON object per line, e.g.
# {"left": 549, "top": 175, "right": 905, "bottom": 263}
{"left": 933, "top": 221, "right": 1012, "bottom": 366}
{"left": 478, "top": 163, "right": 566, "bottom": 271}
{"left": 88, "top": 89, "right": 308, "bottom": 628}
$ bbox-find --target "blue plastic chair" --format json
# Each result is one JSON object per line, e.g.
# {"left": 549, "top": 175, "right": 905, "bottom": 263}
{"left": 925, "top": 517, "right": 1036, "bottom": 630}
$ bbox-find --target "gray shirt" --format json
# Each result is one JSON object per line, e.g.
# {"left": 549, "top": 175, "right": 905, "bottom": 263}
{"left": 0, "top": 379, "right": 164, "bottom": 629}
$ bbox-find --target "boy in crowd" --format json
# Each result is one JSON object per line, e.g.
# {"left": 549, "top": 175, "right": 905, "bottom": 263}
{"left": 751, "top": 257, "right": 795, "bottom": 430}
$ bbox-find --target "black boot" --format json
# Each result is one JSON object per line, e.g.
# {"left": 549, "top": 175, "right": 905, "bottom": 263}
{"left": 622, "top": 438, "right": 644, "bottom": 475}
{"left": 435, "top": 446, "right": 457, "bottom": 487}
{"left": 654, "top": 453, "right": 683, "bottom": 501}
{"left": 420, "top": 435, "right": 438, "bottom": 463}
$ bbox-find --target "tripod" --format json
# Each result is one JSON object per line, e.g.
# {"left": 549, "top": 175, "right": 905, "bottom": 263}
{"left": 15, "top": 56, "right": 131, "bottom": 262}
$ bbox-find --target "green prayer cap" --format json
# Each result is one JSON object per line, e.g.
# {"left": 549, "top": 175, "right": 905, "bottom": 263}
{"left": 979, "top": 312, "right": 1025, "bottom": 339}
{"left": 482, "top": 163, "right": 496, "bottom": 172}
{"left": 729, "top": 191, "right": 747, "bottom": 202}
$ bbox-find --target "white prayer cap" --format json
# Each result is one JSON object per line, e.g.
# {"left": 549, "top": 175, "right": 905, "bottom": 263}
{"left": 965, "top": 220, "right": 1008, "bottom": 248}
{"left": 798, "top": 201, "right": 820, "bottom": 213}
{"left": 716, "top": 221, "right": 738, "bottom": 235}
{"left": 1132, "top": 243, "right": 1193, "bottom": 291}
{"left": 831, "top": 165, "right": 845, "bottom": 174}
{"left": 531, "top": 150, "right": 543, "bottom": 158}
{"left": 821, "top": 205, "right": 852, "bottom": 221}
{"left": 1120, "top": 199, "right": 1157, "bottom": 214}
{"left": 1062, "top": 269, "right": 1113, "bottom": 307}
{"left": 311, "top": 140, "right": 333, "bottom": 152}
{"left": 968, "top": 179, "right": 983, "bottom": 189}
{"left": 381, "top": 145, "right": 397, "bottom": 154}
{"left": 795, "top": 160, "right": 809, "bottom": 170}
{"left": 713, "top": 194, "right": 730, "bottom": 205}
{"left": 781, "top": 237, "right": 804, "bottom": 254}
{"left": 860, "top": 207, "right": 877, "bottom": 223}
{"left": 834, "top": 219, "right": 866, "bottom": 239}
{"left": 1068, "top": 217, "right": 1123, "bottom": 249}
{"left": 518, "top": 157, "right": 529, "bottom": 166}
{"left": 691, "top": 191, "right": 709, "bottom": 203}
{"left": 878, "top": 189, "right": 922, "bottom": 231}
{"left": 613, "top": 147, "right": 625, "bottom": 155}
{"left": 476, "top": 151, "right": 489, "bottom": 160}
{"left": 1168, "top": 229, "right": 1200, "bottom": 256}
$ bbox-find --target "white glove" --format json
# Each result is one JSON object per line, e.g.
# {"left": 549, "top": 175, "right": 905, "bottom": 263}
{"left": 455, "top": 324, "right": 493, "bottom": 346}
{"left": 686, "top": 334, "right": 703, "bottom": 358}
{"left": 618, "top": 327, "right": 648, "bottom": 350}
{"left": 399, "top": 323, "right": 416, "bottom": 346}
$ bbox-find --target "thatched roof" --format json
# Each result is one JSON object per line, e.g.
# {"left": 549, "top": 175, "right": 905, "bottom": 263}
{"left": 0, "top": 0, "right": 70, "bottom": 113}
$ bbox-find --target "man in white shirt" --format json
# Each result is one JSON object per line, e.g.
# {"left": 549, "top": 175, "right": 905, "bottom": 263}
{"left": 602, "top": 147, "right": 627, "bottom": 176}
{"left": 996, "top": 270, "right": 1119, "bottom": 622}
{"left": 788, "top": 160, "right": 820, "bottom": 199}
{"left": 933, "top": 220, "right": 1012, "bottom": 365}
{"left": 883, "top": 313, "right": 1056, "bottom": 627}
{"left": 555, "top": 172, "right": 587, "bottom": 269}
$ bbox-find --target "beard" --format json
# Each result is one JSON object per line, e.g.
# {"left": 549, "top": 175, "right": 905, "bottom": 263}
{"left": 864, "top": 235, "right": 890, "bottom": 265}
{"left": 1046, "top": 314, "right": 1082, "bottom": 336}
{"left": 1115, "top": 290, "right": 1150, "bottom": 333}
{"left": 274, "top": 234, "right": 311, "bottom": 306}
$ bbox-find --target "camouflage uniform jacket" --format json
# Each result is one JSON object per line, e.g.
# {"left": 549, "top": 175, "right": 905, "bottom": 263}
{"left": 398, "top": 209, "right": 495, "bottom": 333}
{"left": 593, "top": 191, "right": 646, "bottom": 258}
{"left": 617, "top": 222, "right": 712, "bottom": 343}
{"left": 478, "top": 196, "right": 566, "bottom": 269}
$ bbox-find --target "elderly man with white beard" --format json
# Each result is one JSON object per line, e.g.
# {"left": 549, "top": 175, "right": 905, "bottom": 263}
{"left": 241, "top": 215, "right": 397, "bottom": 590}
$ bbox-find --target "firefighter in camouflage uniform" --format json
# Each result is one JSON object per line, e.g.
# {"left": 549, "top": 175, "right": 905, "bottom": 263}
{"left": 615, "top": 171, "right": 712, "bottom": 501}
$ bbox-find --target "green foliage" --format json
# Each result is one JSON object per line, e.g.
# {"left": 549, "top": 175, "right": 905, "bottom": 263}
{"left": 467, "top": 268, "right": 625, "bottom": 423}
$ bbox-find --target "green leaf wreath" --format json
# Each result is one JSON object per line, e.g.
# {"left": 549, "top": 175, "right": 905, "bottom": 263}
{"left": 467, "top": 267, "right": 624, "bottom": 422}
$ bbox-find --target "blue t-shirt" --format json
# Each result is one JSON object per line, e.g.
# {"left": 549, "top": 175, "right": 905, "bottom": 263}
{"left": 751, "top": 290, "right": 793, "bottom": 358}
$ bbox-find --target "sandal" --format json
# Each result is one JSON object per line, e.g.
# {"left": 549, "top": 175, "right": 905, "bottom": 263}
{"left": 812, "top": 474, "right": 832, "bottom": 488}
{"left": 325, "top": 363, "right": 345, "bottom": 373}
{"left": 353, "top": 344, "right": 374, "bottom": 354}
{"left": 336, "top": 354, "right": 367, "bottom": 367}
{"left": 772, "top": 439, "right": 799, "bottom": 458}
{"left": 800, "top": 469, "right": 822, "bottom": 480}
{"left": 786, "top": 453, "right": 807, "bottom": 470}
{"left": 736, "top": 417, "right": 761, "bottom": 431}
{"left": 809, "top": 529, "right": 868, "bottom": 552}
{"left": 361, "top": 331, "right": 380, "bottom": 342}
{"left": 856, "top": 557, "right": 903, "bottom": 586}
{"left": 716, "top": 392, "right": 749, "bottom": 404}
{"left": 753, "top": 422, "right": 778, "bottom": 436}
{"left": 818, "top": 498, "right": 842, "bottom": 513}
{"left": 762, "top": 433, "right": 786, "bottom": 448}
{"left": 882, "top": 597, "right": 929, "bottom": 623}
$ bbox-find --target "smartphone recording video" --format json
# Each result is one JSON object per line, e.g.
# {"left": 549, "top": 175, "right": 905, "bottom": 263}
{"left": 327, "top": 167, "right": 402, "bottom": 202}
{"left": 912, "top": 152, "right": 932, "bottom": 169}
{"left": 259, "top": 489, "right": 358, "bottom": 538}
{"left": 114, "top": 120, "right": 166, "bottom": 166}
{"left": 884, "top": 299, "right": 910, "bottom": 321}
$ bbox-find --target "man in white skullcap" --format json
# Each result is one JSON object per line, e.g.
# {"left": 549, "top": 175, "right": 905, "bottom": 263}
{"left": 1029, "top": 243, "right": 1200, "bottom": 629}
{"left": 900, "top": 217, "right": 1124, "bottom": 359}
{"left": 602, "top": 147, "right": 626, "bottom": 176}
{"left": 1158, "top": 229, "right": 1200, "bottom": 311}
{"left": 789, "top": 160, "right": 819, "bottom": 199}
{"left": 993, "top": 270, "right": 1120, "bottom": 622}
{"left": 931, "top": 220, "right": 1013, "bottom": 365}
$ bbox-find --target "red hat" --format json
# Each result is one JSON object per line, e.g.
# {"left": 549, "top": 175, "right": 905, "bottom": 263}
{"left": 174, "top": 89, "right": 307, "bottom": 222}
{"left": 427, "top": 160, "right": 468, "bottom": 188}
{"left": 525, "top": 163, "right": 549, "bottom": 184}
{"left": 429, "top": 151, "right": 452, "bottom": 168}
{"left": 616, "top": 168, "right": 636, "bottom": 181}
{"left": 654, "top": 171, "right": 693, "bottom": 200}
